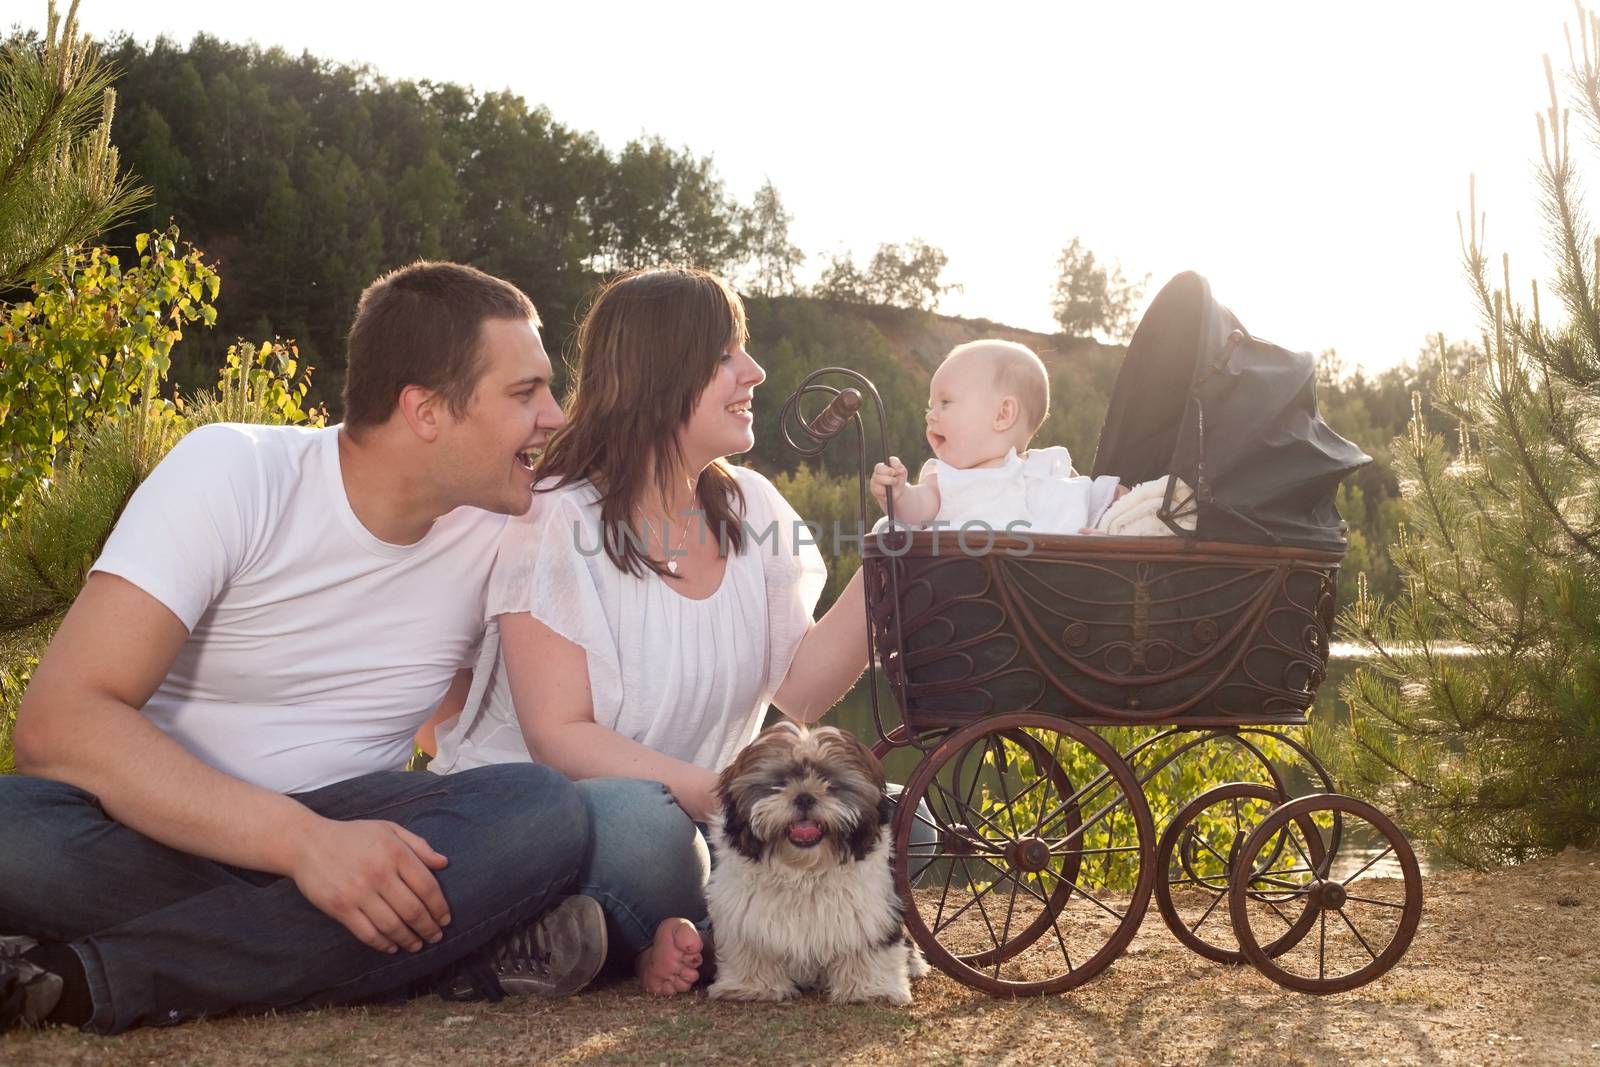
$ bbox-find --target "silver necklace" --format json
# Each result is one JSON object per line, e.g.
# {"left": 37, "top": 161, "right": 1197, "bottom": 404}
{"left": 641, "top": 508, "right": 696, "bottom": 574}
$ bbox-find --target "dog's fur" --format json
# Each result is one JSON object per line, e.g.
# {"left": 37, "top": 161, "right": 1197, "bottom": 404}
{"left": 706, "top": 721, "right": 928, "bottom": 1004}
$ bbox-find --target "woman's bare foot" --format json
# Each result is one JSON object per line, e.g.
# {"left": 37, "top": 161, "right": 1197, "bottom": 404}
{"left": 636, "top": 917, "right": 702, "bottom": 995}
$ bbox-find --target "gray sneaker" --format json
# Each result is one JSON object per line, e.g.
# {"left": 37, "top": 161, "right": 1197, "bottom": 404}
{"left": 439, "top": 896, "right": 607, "bottom": 1001}
{"left": 0, "top": 937, "right": 63, "bottom": 1031}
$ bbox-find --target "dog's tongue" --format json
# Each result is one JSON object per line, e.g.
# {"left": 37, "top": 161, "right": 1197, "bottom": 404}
{"left": 788, "top": 819, "right": 823, "bottom": 845}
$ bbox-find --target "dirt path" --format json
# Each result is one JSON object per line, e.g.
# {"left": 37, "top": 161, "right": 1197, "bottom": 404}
{"left": 5, "top": 849, "right": 1598, "bottom": 1066}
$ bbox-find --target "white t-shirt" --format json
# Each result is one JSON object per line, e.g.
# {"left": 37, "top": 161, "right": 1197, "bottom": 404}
{"left": 91, "top": 423, "right": 506, "bottom": 794}
{"left": 922, "top": 445, "right": 1123, "bottom": 533}
{"left": 432, "top": 465, "right": 828, "bottom": 775}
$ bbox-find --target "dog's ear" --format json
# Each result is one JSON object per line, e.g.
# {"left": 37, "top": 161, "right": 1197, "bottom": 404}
{"left": 878, "top": 792, "right": 894, "bottom": 827}
{"left": 844, "top": 800, "right": 887, "bottom": 862}
{"left": 720, "top": 791, "right": 765, "bottom": 862}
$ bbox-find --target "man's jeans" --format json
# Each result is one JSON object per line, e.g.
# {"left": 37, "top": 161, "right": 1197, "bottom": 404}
{"left": 0, "top": 764, "right": 587, "bottom": 1034}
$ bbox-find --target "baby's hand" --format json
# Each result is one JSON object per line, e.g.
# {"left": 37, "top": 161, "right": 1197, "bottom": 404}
{"left": 871, "top": 457, "right": 909, "bottom": 512}
{"left": 1078, "top": 527, "right": 1106, "bottom": 535}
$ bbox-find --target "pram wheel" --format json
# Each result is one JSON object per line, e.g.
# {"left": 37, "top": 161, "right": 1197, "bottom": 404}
{"left": 1155, "top": 782, "right": 1323, "bottom": 964}
{"left": 893, "top": 713, "right": 1155, "bottom": 996}
{"left": 1228, "top": 793, "right": 1423, "bottom": 993}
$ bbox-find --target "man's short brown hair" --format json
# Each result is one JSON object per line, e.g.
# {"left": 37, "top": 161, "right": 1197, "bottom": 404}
{"left": 342, "top": 261, "right": 540, "bottom": 432}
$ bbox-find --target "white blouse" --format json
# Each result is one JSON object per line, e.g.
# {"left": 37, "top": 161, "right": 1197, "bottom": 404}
{"left": 432, "top": 466, "right": 827, "bottom": 774}
{"left": 921, "top": 445, "right": 1123, "bottom": 533}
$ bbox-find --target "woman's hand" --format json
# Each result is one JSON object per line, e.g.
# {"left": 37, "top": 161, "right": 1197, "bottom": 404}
{"left": 500, "top": 610, "right": 725, "bottom": 820}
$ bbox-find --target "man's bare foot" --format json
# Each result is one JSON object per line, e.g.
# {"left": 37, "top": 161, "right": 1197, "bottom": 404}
{"left": 636, "top": 918, "right": 702, "bottom": 996}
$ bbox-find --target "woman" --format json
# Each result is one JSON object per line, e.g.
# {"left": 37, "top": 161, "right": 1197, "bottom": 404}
{"left": 431, "top": 268, "right": 870, "bottom": 994}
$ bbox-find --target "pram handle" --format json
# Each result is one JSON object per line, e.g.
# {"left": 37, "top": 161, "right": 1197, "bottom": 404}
{"left": 805, "top": 387, "right": 862, "bottom": 441}
{"left": 778, "top": 368, "right": 905, "bottom": 749}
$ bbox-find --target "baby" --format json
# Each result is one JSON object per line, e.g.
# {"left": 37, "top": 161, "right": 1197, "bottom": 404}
{"left": 871, "top": 340, "right": 1125, "bottom": 533}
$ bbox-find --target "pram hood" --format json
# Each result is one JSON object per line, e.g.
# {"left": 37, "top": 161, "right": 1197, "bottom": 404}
{"left": 1089, "top": 272, "right": 1370, "bottom": 553}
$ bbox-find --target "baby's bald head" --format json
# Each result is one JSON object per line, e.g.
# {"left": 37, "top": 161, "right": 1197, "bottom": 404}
{"left": 944, "top": 340, "right": 1051, "bottom": 437}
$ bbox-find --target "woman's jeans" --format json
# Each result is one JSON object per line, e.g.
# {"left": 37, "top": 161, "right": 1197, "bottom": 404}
{"left": 574, "top": 778, "right": 936, "bottom": 966}
{"left": 0, "top": 765, "right": 588, "bottom": 1034}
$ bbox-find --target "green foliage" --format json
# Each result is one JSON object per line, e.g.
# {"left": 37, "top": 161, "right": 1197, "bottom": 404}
{"left": 812, "top": 240, "right": 959, "bottom": 312}
{"left": 1049, "top": 238, "right": 1147, "bottom": 342}
{"left": 768, "top": 465, "right": 863, "bottom": 613}
{"left": 1323, "top": 29, "right": 1600, "bottom": 865}
{"left": 186, "top": 340, "right": 326, "bottom": 429}
{"left": 743, "top": 296, "right": 929, "bottom": 480}
{"left": 0, "top": 402, "right": 186, "bottom": 773}
{"left": 0, "top": 2, "right": 147, "bottom": 289}
{"left": 0, "top": 226, "right": 219, "bottom": 523}
{"left": 97, "top": 38, "right": 769, "bottom": 398}
{"left": 592, "top": 136, "right": 746, "bottom": 276}
{"left": 741, "top": 180, "right": 804, "bottom": 297}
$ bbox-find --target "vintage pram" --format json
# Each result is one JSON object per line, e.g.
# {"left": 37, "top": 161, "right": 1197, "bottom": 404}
{"left": 779, "top": 272, "right": 1423, "bottom": 997}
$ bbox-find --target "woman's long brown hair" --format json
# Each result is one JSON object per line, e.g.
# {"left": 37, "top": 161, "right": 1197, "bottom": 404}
{"left": 534, "top": 267, "right": 749, "bottom": 577}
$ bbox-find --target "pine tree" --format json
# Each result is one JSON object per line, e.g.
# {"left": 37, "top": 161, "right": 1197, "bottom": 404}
{"left": 1321, "top": 21, "right": 1600, "bottom": 865}
{"left": 0, "top": 1, "right": 146, "bottom": 289}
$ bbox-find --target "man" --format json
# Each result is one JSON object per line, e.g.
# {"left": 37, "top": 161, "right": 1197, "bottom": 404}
{"left": 0, "top": 262, "right": 601, "bottom": 1034}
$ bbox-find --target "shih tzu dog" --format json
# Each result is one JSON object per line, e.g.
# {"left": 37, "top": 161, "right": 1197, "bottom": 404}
{"left": 705, "top": 721, "right": 928, "bottom": 1004}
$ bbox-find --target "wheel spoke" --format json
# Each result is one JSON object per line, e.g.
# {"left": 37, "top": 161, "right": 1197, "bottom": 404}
{"left": 1168, "top": 874, "right": 1230, "bottom": 891}
{"left": 994, "top": 859, "right": 1023, "bottom": 978}
{"left": 1037, "top": 864, "right": 1128, "bottom": 923}
{"left": 1343, "top": 893, "right": 1408, "bottom": 910}
{"left": 994, "top": 768, "right": 1053, "bottom": 829}
{"left": 1044, "top": 788, "right": 1136, "bottom": 853}
{"left": 1190, "top": 829, "right": 1234, "bottom": 871}
{"left": 1032, "top": 765, "right": 1117, "bottom": 840}
{"left": 957, "top": 856, "right": 1004, "bottom": 955}
{"left": 909, "top": 803, "right": 952, "bottom": 839}
{"left": 932, "top": 856, "right": 1008, "bottom": 938}
{"left": 974, "top": 856, "right": 1052, "bottom": 908}
{"left": 932, "top": 778, "right": 1016, "bottom": 845}
{"left": 1318, "top": 909, "right": 1327, "bottom": 980}
{"left": 1188, "top": 886, "right": 1227, "bottom": 934}
{"left": 931, "top": 852, "right": 957, "bottom": 933}
{"left": 1340, "top": 845, "right": 1395, "bottom": 886}
{"left": 957, "top": 740, "right": 987, "bottom": 824}
{"left": 1284, "top": 824, "right": 1323, "bottom": 876}
{"left": 1046, "top": 897, "right": 1076, "bottom": 974}
{"left": 1070, "top": 845, "right": 1142, "bottom": 856}
{"left": 1262, "top": 897, "right": 1297, "bottom": 930}
{"left": 1250, "top": 865, "right": 1319, "bottom": 881}
{"left": 990, "top": 735, "right": 1023, "bottom": 825}
{"left": 1337, "top": 908, "right": 1380, "bottom": 962}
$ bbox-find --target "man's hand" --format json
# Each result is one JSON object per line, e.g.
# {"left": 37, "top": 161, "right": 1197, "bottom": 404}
{"left": 289, "top": 817, "right": 451, "bottom": 954}
{"left": 871, "top": 456, "right": 910, "bottom": 513}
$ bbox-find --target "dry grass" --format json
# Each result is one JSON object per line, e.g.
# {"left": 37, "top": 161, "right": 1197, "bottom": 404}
{"left": 5, "top": 849, "right": 1599, "bottom": 1067}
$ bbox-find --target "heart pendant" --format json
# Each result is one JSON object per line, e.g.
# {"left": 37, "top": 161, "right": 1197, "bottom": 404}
{"left": 667, "top": 560, "right": 679, "bottom": 574}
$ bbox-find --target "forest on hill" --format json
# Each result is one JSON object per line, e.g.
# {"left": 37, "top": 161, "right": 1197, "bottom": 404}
{"left": 79, "top": 33, "right": 1454, "bottom": 603}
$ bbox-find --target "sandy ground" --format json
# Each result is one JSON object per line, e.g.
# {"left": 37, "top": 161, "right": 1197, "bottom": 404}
{"left": 3, "top": 849, "right": 1598, "bottom": 1067}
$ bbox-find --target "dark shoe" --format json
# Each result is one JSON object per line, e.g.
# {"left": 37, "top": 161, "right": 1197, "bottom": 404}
{"left": 0, "top": 937, "right": 63, "bottom": 1031}
{"left": 438, "top": 896, "right": 607, "bottom": 1002}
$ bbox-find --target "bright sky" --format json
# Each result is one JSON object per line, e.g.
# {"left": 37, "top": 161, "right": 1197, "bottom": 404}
{"left": 30, "top": 0, "right": 1600, "bottom": 372}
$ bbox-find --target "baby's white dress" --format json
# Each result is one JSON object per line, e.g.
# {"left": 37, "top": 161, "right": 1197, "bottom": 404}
{"left": 432, "top": 466, "right": 827, "bottom": 774}
{"left": 920, "top": 446, "right": 1123, "bottom": 533}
